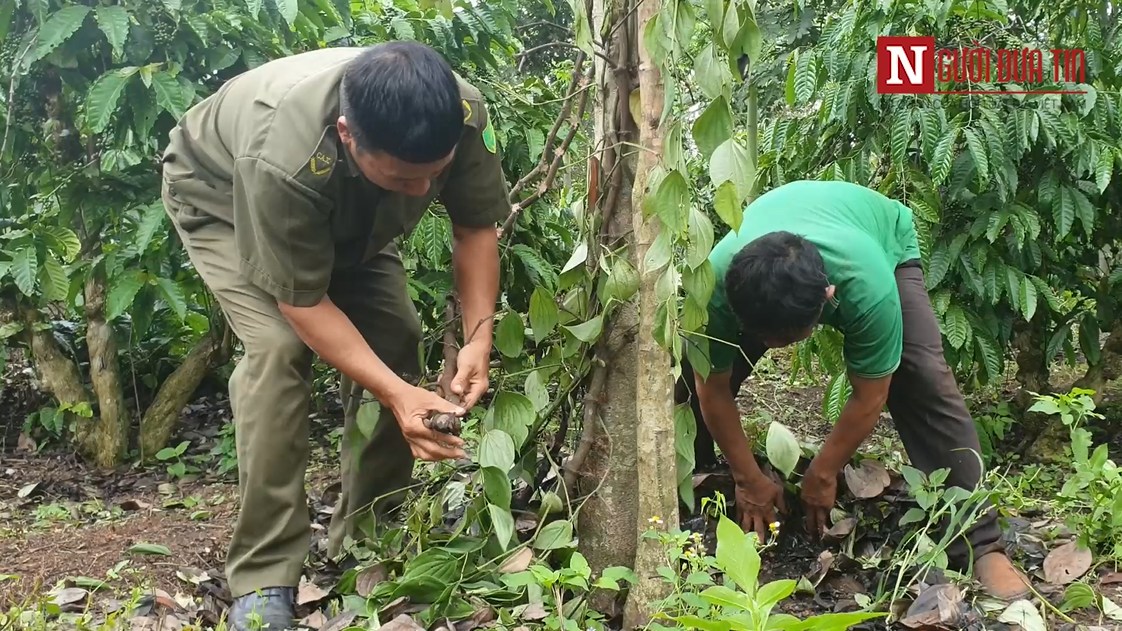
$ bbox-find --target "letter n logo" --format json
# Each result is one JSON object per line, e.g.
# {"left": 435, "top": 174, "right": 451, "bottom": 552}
{"left": 876, "top": 36, "right": 935, "bottom": 94}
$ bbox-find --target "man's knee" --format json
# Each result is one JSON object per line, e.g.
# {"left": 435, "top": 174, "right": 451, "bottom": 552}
{"left": 240, "top": 322, "right": 313, "bottom": 375}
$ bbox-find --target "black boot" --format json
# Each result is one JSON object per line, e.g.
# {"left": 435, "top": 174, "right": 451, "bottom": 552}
{"left": 227, "top": 586, "right": 296, "bottom": 631}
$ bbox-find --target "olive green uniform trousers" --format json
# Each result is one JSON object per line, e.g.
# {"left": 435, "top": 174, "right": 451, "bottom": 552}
{"left": 162, "top": 182, "right": 418, "bottom": 598}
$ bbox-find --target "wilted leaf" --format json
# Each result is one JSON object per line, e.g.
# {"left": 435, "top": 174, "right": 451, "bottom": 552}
{"left": 519, "top": 603, "right": 548, "bottom": 621}
{"left": 299, "top": 611, "right": 328, "bottom": 630}
{"left": 119, "top": 499, "right": 151, "bottom": 511}
{"left": 379, "top": 614, "right": 425, "bottom": 631}
{"left": 499, "top": 548, "right": 533, "bottom": 573}
{"left": 843, "top": 460, "right": 891, "bottom": 499}
{"left": 128, "top": 543, "right": 172, "bottom": 556}
{"left": 51, "top": 587, "right": 89, "bottom": 610}
{"left": 1043, "top": 541, "right": 1093, "bottom": 585}
{"left": 1101, "top": 572, "right": 1122, "bottom": 585}
{"left": 320, "top": 611, "right": 359, "bottom": 631}
{"left": 16, "top": 433, "right": 36, "bottom": 452}
{"left": 997, "top": 600, "right": 1046, "bottom": 631}
{"left": 1103, "top": 595, "right": 1122, "bottom": 621}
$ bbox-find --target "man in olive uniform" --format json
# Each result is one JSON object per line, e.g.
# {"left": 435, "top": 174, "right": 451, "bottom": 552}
{"left": 160, "top": 42, "right": 508, "bottom": 629}
{"left": 677, "top": 180, "right": 1031, "bottom": 601}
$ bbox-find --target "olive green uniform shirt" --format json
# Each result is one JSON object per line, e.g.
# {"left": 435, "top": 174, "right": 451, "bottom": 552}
{"left": 706, "top": 180, "right": 922, "bottom": 378}
{"left": 161, "top": 47, "right": 510, "bottom": 307}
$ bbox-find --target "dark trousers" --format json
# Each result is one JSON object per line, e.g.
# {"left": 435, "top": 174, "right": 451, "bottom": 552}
{"left": 676, "top": 261, "right": 1005, "bottom": 564}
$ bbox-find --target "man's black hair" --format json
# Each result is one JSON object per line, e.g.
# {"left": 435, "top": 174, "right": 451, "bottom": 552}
{"left": 340, "top": 41, "right": 464, "bottom": 164}
{"left": 724, "top": 231, "right": 830, "bottom": 338}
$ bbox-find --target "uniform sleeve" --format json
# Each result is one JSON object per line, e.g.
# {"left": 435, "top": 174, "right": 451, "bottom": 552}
{"left": 232, "top": 157, "right": 335, "bottom": 307}
{"left": 842, "top": 289, "right": 903, "bottom": 379}
{"left": 439, "top": 102, "right": 512, "bottom": 227}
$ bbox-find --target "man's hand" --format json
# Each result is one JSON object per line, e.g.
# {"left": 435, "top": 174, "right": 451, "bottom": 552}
{"left": 801, "top": 460, "right": 838, "bottom": 538}
{"left": 451, "top": 339, "right": 490, "bottom": 410}
{"left": 736, "top": 470, "right": 787, "bottom": 543}
{"left": 387, "top": 384, "right": 468, "bottom": 461}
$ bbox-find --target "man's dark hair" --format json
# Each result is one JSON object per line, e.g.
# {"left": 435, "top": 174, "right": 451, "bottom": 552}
{"left": 340, "top": 42, "right": 464, "bottom": 164}
{"left": 724, "top": 231, "right": 830, "bottom": 338}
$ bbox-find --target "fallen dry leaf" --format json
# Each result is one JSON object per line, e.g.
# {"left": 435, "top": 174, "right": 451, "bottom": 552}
{"left": 300, "top": 611, "right": 329, "bottom": 630}
{"left": 844, "top": 460, "right": 891, "bottom": 499}
{"left": 120, "top": 499, "right": 151, "bottom": 511}
{"left": 320, "top": 611, "right": 359, "bottom": 631}
{"left": 1044, "top": 541, "right": 1093, "bottom": 585}
{"left": 500, "top": 548, "right": 534, "bottom": 573}
{"left": 380, "top": 614, "right": 425, "bottom": 631}
{"left": 520, "top": 603, "right": 549, "bottom": 621}
{"left": 515, "top": 515, "right": 538, "bottom": 533}
{"left": 899, "top": 583, "right": 966, "bottom": 630}
{"left": 806, "top": 550, "right": 835, "bottom": 587}
{"left": 17, "top": 432, "right": 36, "bottom": 452}
{"left": 825, "top": 517, "right": 857, "bottom": 539}
{"left": 457, "top": 604, "right": 496, "bottom": 631}
{"left": 355, "top": 563, "right": 388, "bottom": 597}
{"left": 296, "top": 579, "right": 330, "bottom": 605}
{"left": 1101, "top": 572, "right": 1122, "bottom": 586}
{"left": 51, "top": 587, "right": 89, "bottom": 611}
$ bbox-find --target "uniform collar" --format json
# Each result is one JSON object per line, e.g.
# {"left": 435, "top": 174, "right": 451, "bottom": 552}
{"left": 333, "top": 127, "right": 362, "bottom": 178}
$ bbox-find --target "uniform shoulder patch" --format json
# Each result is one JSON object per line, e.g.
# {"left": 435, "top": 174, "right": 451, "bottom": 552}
{"left": 462, "top": 99, "right": 473, "bottom": 124}
{"left": 292, "top": 127, "right": 340, "bottom": 189}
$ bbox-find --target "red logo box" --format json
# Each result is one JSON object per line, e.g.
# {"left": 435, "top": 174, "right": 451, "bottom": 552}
{"left": 877, "top": 36, "right": 935, "bottom": 94}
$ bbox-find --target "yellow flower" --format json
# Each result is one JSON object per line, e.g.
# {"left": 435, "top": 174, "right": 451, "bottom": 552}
{"left": 769, "top": 521, "right": 781, "bottom": 534}
{"left": 648, "top": 515, "right": 664, "bottom": 525}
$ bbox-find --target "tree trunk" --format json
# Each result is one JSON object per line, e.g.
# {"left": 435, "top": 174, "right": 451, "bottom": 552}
{"left": 1073, "top": 321, "right": 1122, "bottom": 405}
{"left": 138, "top": 328, "right": 230, "bottom": 460}
{"left": 1012, "top": 318, "right": 1051, "bottom": 407}
{"left": 576, "top": 0, "right": 642, "bottom": 619}
{"left": 624, "top": 1, "right": 679, "bottom": 626}
{"left": 83, "top": 269, "right": 129, "bottom": 468}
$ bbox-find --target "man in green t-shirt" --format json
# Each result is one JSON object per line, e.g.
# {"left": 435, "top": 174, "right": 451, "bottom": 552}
{"left": 677, "top": 180, "right": 1030, "bottom": 600}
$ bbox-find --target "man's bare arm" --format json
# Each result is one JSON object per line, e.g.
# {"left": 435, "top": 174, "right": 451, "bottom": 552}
{"left": 694, "top": 370, "right": 766, "bottom": 487}
{"left": 808, "top": 372, "right": 892, "bottom": 476}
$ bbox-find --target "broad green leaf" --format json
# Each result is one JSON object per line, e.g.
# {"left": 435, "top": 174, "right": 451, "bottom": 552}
{"left": 528, "top": 288, "right": 559, "bottom": 342}
{"left": 692, "top": 97, "right": 733, "bottom": 159}
{"left": 134, "top": 202, "right": 168, "bottom": 253}
{"left": 156, "top": 278, "right": 187, "bottom": 321}
{"left": 731, "top": 16, "right": 761, "bottom": 64}
{"left": 0, "top": 322, "right": 25, "bottom": 340}
{"left": 128, "top": 543, "right": 172, "bottom": 556}
{"left": 710, "top": 138, "right": 754, "bottom": 200}
{"left": 975, "top": 334, "right": 1004, "bottom": 384}
{"left": 152, "top": 72, "right": 193, "bottom": 120}
{"left": 533, "top": 520, "right": 574, "bottom": 550}
{"left": 273, "top": 0, "right": 298, "bottom": 26}
{"left": 11, "top": 247, "right": 37, "bottom": 297}
{"left": 670, "top": 616, "right": 732, "bottom": 631}
{"left": 567, "top": 0, "right": 594, "bottom": 55}
{"left": 910, "top": 198, "right": 939, "bottom": 224}
{"left": 682, "top": 261, "right": 716, "bottom": 308}
{"left": 1095, "top": 147, "right": 1114, "bottom": 193}
{"left": 482, "top": 466, "right": 511, "bottom": 509}
{"left": 490, "top": 391, "right": 535, "bottom": 449}
{"left": 787, "top": 612, "right": 887, "bottom": 631}
{"left": 794, "top": 49, "right": 816, "bottom": 103}
{"left": 643, "top": 231, "right": 672, "bottom": 273}
{"left": 642, "top": 12, "right": 669, "bottom": 69}
{"left": 715, "top": 514, "right": 760, "bottom": 595}
{"left": 1019, "top": 276, "right": 1038, "bottom": 321}
{"left": 245, "top": 0, "right": 264, "bottom": 18}
{"left": 1055, "top": 186, "right": 1075, "bottom": 238}
{"left": 604, "top": 256, "right": 639, "bottom": 302}
{"left": 822, "top": 372, "right": 851, "bottom": 422}
{"left": 720, "top": 1, "right": 739, "bottom": 50}
{"left": 757, "top": 579, "right": 797, "bottom": 609}
{"left": 890, "top": 111, "right": 911, "bottom": 167}
{"left": 694, "top": 43, "right": 728, "bottom": 101}
{"left": 162, "top": 0, "right": 183, "bottom": 10}
{"left": 765, "top": 422, "right": 800, "bottom": 478}
{"left": 564, "top": 314, "right": 603, "bottom": 343}
{"left": 40, "top": 257, "right": 68, "bottom": 302}
{"left": 479, "top": 429, "right": 516, "bottom": 472}
{"left": 27, "top": 5, "right": 91, "bottom": 64}
{"left": 107, "top": 270, "right": 145, "bottom": 321}
{"left": 41, "top": 226, "right": 81, "bottom": 262}
{"left": 494, "top": 312, "right": 524, "bottom": 358}
{"left": 94, "top": 6, "right": 129, "bottom": 56}
{"left": 1059, "top": 583, "right": 1096, "bottom": 612}
{"left": 687, "top": 208, "right": 715, "bottom": 269}
{"left": 355, "top": 400, "right": 380, "bottom": 439}
{"left": 714, "top": 180, "right": 743, "bottom": 232}
{"left": 963, "top": 128, "right": 988, "bottom": 184}
{"left": 86, "top": 67, "right": 138, "bottom": 133}
{"left": 1069, "top": 187, "right": 1095, "bottom": 238}
{"left": 785, "top": 50, "right": 798, "bottom": 106}
{"left": 488, "top": 504, "right": 515, "bottom": 550}
{"left": 931, "top": 126, "right": 959, "bottom": 185}
{"left": 1028, "top": 275, "right": 1061, "bottom": 313}
{"left": 645, "top": 170, "right": 689, "bottom": 233}
{"left": 524, "top": 370, "right": 549, "bottom": 413}
{"left": 561, "top": 241, "right": 588, "bottom": 275}
{"left": 944, "top": 305, "right": 969, "bottom": 349}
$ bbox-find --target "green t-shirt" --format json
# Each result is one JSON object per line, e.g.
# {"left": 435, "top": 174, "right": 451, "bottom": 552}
{"left": 704, "top": 180, "right": 922, "bottom": 378}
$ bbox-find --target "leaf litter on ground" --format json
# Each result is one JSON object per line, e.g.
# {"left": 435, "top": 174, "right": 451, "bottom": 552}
{"left": 1043, "top": 541, "right": 1094, "bottom": 585}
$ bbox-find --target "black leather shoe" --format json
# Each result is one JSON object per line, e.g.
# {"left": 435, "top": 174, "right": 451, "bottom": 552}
{"left": 228, "top": 586, "right": 296, "bottom": 630}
